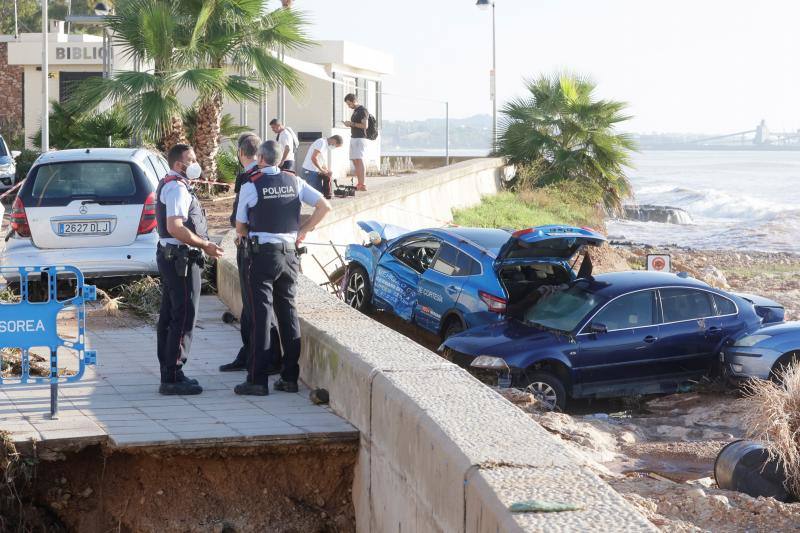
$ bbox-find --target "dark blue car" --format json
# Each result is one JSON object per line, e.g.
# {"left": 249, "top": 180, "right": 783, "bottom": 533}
{"left": 343, "top": 221, "right": 606, "bottom": 339}
{"left": 441, "top": 271, "right": 784, "bottom": 410}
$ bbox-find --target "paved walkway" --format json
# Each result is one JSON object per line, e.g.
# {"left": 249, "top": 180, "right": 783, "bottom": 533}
{"left": 0, "top": 296, "right": 355, "bottom": 448}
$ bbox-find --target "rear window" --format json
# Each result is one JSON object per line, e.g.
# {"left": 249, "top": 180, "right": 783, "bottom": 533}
{"left": 30, "top": 162, "right": 136, "bottom": 201}
{"left": 714, "top": 294, "right": 737, "bottom": 315}
{"left": 660, "top": 288, "right": 714, "bottom": 322}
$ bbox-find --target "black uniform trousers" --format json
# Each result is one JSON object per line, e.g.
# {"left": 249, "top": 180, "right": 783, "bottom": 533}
{"left": 246, "top": 243, "right": 302, "bottom": 386}
{"left": 156, "top": 246, "right": 201, "bottom": 383}
{"left": 233, "top": 243, "right": 253, "bottom": 365}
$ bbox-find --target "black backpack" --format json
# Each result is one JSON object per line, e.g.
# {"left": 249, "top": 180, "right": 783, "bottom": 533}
{"left": 366, "top": 113, "right": 379, "bottom": 140}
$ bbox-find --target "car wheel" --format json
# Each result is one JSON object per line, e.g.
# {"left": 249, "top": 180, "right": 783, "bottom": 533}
{"left": 344, "top": 264, "right": 372, "bottom": 312}
{"left": 769, "top": 352, "right": 799, "bottom": 384}
{"left": 441, "top": 317, "right": 465, "bottom": 340}
{"left": 522, "top": 372, "right": 567, "bottom": 411}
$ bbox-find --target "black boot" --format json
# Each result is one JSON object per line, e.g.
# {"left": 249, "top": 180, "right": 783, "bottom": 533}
{"left": 219, "top": 360, "right": 247, "bottom": 372}
{"left": 160, "top": 367, "right": 203, "bottom": 395}
{"left": 273, "top": 378, "right": 298, "bottom": 393}
{"left": 176, "top": 369, "right": 199, "bottom": 385}
{"left": 234, "top": 381, "right": 269, "bottom": 396}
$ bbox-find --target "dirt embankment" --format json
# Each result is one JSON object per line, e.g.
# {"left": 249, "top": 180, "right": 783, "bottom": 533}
{"left": 2, "top": 440, "right": 357, "bottom": 533}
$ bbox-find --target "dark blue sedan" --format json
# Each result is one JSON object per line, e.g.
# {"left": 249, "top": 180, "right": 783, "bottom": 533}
{"left": 441, "top": 271, "right": 784, "bottom": 410}
{"left": 343, "top": 221, "right": 605, "bottom": 339}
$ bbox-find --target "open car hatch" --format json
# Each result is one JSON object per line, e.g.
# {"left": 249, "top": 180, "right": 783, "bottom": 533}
{"left": 495, "top": 225, "right": 606, "bottom": 267}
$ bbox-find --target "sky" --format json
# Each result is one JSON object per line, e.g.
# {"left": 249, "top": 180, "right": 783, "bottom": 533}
{"left": 300, "top": 0, "right": 800, "bottom": 134}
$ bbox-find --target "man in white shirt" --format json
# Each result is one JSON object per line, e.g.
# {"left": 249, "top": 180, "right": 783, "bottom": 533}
{"left": 301, "top": 134, "right": 343, "bottom": 196}
{"left": 269, "top": 118, "right": 297, "bottom": 173}
{"left": 233, "top": 140, "right": 332, "bottom": 395}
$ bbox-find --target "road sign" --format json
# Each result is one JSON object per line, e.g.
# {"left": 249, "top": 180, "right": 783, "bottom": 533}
{"left": 647, "top": 254, "right": 671, "bottom": 272}
{"left": 0, "top": 266, "right": 97, "bottom": 419}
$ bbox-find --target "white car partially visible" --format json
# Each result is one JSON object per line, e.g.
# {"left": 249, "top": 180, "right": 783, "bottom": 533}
{"left": 1, "top": 148, "right": 169, "bottom": 278}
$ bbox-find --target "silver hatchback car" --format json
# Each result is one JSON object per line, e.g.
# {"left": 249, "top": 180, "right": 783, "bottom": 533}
{"left": 1, "top": 148, "right": 168, "bottom": 278}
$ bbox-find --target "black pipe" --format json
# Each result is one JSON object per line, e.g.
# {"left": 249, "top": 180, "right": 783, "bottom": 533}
{"left": 714, "top": 440, "right": 794, "bottom": 502}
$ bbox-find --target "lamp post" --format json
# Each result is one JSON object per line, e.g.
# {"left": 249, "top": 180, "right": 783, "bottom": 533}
{"left": 41, "top": 0, "right": 49, "bottom": 152}
{"left": 476, "top": 0, "right": 496, "bottom": 152}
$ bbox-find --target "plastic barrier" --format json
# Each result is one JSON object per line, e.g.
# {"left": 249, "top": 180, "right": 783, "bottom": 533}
{"left": 0, "top": 265, "right": 97, "bottom": 419}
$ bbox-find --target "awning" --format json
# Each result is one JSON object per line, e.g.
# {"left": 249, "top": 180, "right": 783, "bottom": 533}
{"left": 282, "top": 54, "right": 337, "bottom": 84}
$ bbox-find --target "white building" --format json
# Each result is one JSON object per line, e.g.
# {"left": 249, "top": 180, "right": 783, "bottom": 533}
{"left": 0, "top": 23, "right": 392, "bottom": 176}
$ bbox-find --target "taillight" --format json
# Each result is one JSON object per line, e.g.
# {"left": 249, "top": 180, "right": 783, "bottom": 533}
{"left": 10, "top": 196, "right": 31, "bottom": 237}
{"left": 479, "top": 291, "right": 507, "bottom": 313}
{"left": 137, "top": 192, "right": 157, "bottom": 235}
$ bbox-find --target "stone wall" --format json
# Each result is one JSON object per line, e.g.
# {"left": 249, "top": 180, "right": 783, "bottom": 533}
{"left": 216, "top": 159, "right": 656, "bottom": 531}
{"left": 0, "top": 43, "right": 24, "bottom": 132}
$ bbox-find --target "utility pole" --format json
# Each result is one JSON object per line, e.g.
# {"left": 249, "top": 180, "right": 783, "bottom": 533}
{"left": 41, "top": 0, "right": 49, "bottom": 152}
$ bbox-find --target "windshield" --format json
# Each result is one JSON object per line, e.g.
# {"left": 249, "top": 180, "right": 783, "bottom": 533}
{"left": 31, "top": 162, "right": 136, "bottom": 201}
{"left": 0, "top": 137, "right": 7, "bottom": 157}
{"left": 523, "top": 284, "right": 604, "bottom": 332}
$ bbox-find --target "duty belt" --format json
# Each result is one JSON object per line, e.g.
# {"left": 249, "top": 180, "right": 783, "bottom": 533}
{"left": 158, "top": 243, "right": 204, "bottom": 276}
{"left": 243, "top": 237, "right": 305, "bottom": 256}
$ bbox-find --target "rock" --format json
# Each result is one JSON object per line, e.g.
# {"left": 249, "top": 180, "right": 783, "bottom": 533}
{"left": 156, "top": 489, "right": 164, "bottom": 496}
{"left": 80, "top": 487, "right": 93, "bottom": 498}
{"left": 622, "top": 205, "right": 694, "bottom": 224}
{"left": 618, "top": 431, "right": 637, "bottom": 444}
{"left": 687, "top": 488, "right": 706, "bottom": 499}
{"left": 699, "top": 266, "right": 730, "bottom": 289}
{"left": 711, "top": 494, "right": 730, "bottom": 508}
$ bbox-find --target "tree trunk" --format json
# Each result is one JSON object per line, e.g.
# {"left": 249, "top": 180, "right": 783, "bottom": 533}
{"left": 162, "top": 114, "right": 189, "bottom": 154}
{"left": 193, "top": 93, "right": 223, "bottom": 182}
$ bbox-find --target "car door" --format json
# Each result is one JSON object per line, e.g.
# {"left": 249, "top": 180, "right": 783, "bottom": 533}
{"left": 574, "top": 289, "right": 661, "bottom": 386}
{"left": 372, "top": 236, "right": 439, "bottom": 321}
{"left": 416, "top": 242, "right": 467, "bottom": 332}
{"left": 656, "top": 287, "right": 720, "bottom": 376}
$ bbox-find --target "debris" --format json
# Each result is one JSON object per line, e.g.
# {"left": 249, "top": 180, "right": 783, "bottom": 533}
{"left": 310, "top": 389, "right": 330, "bottom": 405}
{"left": 509, "top": 500, "right": 583, "bottom": 513}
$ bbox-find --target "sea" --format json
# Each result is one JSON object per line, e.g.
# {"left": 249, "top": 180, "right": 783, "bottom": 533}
{"left": 605, "top": 151, "right": 800, "bottom": 254}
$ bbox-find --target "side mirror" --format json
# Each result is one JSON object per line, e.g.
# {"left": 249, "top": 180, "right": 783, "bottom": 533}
{"left": 589, "top": 322, "right": 608, "bottom": 334}
{"left": 367, "top": 231, "right": 382, "bottom": 246}
{"left": 10, "top": 150, "right": 20, "bottom": 159}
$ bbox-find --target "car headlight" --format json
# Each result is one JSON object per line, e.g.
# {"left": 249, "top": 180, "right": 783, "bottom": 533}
{"left": 0, "top": 163, "right": 13, "bottom": 174}
{"left": 733, "top": 334, "right": 771, "bottom": 347}
{"left": 470, "top": 355, "right": 509, "bottom": 371}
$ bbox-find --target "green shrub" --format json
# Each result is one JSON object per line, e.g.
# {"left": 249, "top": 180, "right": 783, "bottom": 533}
{"left": 14, "top": 149, "right": 40, "bottom": 181}
{"left": 216, "top": 146, "right": 239, "bottom": 184}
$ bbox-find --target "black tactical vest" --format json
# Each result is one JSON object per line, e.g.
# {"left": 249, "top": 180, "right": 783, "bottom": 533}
{"left": 247, "top": 171, "right": 301, "bottom": 234}
{"left": 156, "top": 176, "right": 209, "bottom": 241}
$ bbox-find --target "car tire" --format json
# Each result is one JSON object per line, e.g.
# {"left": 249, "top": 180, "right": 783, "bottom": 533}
{"left": 769, "top": 352, "right": 799, "bottom": 384}
{"left": 344, "top": 264, "right": 372, "bottom": 313}
{"left": 441, "top": 317, "right": 465, "bottom": 340}
{"left": 521, "top": 372, "right": 567, "bottom": 411}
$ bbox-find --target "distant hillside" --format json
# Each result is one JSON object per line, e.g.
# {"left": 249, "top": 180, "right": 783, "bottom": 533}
{"left": 381, "top": 114, "right": 492, "bottom": 151}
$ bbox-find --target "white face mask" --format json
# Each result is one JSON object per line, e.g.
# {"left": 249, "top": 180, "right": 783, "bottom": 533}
{"left": 185, "top": 162, "right": 202, "bottom": 180}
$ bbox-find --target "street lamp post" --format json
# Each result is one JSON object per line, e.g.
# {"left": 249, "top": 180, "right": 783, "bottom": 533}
{"left": 41, "top": 0, "right": 49, "bottom": 152}
{"left": 476, "top": 0, "right": 496, "bottom": 152}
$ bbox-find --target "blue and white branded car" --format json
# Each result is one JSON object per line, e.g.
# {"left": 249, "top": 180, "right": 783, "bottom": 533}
{"left": 441, "top": 272, "right": 784, "bottom": 410}
{"left": 343, "top": 221, "right": 606, "bottom": 339}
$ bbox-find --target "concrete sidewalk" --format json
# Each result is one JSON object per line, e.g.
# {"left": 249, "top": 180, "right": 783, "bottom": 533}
{"left": 0, "top": 296, "right": 355, "bottom": 449}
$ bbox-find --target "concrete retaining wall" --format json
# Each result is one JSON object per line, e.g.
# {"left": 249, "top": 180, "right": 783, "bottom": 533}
{"left": 216, "top": 160, "right": 655, "bottom": 532}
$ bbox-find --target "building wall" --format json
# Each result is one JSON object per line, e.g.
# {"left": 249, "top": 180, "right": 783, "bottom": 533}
{"left": 0, "top": 42, "right": 24, "bottom": 133}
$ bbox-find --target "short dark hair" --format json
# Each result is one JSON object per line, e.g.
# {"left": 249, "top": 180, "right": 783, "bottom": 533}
{"left": 329, "top": 135, "right": 343, "bottom": 146}
{"left": 258, "top": 140, "right": 281, "bottom": 166}
{"left": 238, "top": 134, "right": 261, "bottom": 158}
{"left": 344, "top": 93, "right": 357, "bottom": 103}
{"left": 269, "top": 118, "right": 281, "bottom": 126}
{"left": 167, "top": 144, "right": 191, "bottom": 168}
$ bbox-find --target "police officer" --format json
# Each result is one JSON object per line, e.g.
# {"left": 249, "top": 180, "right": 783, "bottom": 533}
{"left": 156, "top": 144, "right": 224, "bottom": 395}
{"left": 219, "top": 133, "right": 263, "bottom": 372}
{"left": 234, "top": 140, "right": 332, "bottom": 395}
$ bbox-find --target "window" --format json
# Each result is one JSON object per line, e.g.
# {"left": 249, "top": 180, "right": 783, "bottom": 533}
{"left": 332, "top": 73, "right": 358, "bottom": 127}
{"left": 592, "top": 291, "right": 656, "bottom": 331}
{"left": 31, "top": 162, "right": 136, "bottom": 200}
{"left": 391, "top": 239, "right": 440, "bottom": 273}
{"left": 144, "top": 157, "right": 162, "bottom": 184}
{"left": 714, "top": 294, "right": 737, "bottom": 316}
{"left": 524, "top": 284, "right": 604, "bottom": 333}
{"left": 59, "top": 72, "right": 102, "bottom": 104}
{"left": 456, "top": 252, "right": 481, "bottom": 276}
{"left": 660, "top": 288, "right": 714, "bottom": 323}
{"left": 432, "top": 243, "right": 459, "bottom": 276}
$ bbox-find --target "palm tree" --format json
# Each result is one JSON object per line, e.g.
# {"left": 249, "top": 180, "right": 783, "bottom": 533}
{"left": 183, "top": 0, "right": 311, "bottom": 180}
{"left": 68, "top": 0, "right": 257, "bottom": 152}
{"left": 498, "top": 73, "right": 636, "bottom": 212}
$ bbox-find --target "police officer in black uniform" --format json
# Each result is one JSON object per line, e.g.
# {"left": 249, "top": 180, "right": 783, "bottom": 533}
{"left": 233, "top": 140, "right": 332, "bottom": 395}
{"left": 156, "top": 144, "right": 224, "bottom": 395}
{"left": 219, "top": 133, "right": 263, "bottom": 372}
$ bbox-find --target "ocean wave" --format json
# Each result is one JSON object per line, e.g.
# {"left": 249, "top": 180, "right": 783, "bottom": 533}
{"left": 632, "top": 185, "right": 794, "bottom": 222}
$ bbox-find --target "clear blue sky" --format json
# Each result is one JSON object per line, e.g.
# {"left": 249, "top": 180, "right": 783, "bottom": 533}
{"left": 300, "top": 0, "right": 800, "bottom": 134}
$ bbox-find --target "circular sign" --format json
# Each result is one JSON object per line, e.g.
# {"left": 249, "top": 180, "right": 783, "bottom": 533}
{"left": 652, "top": 257, "right": 666, "bottom": 271}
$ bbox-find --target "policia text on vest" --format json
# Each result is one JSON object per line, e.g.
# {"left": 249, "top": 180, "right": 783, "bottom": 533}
{"left": 233, "top": 140, "right": 332, "bottom": 396}
{"left": 156, "top": 145, "right": 224, "bottom": 396}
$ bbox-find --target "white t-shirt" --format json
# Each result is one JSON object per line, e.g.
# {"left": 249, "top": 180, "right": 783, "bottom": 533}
{"left": 277, "top": 129, "right": 295, "bottom": 162}
{"left": 302, "top": 138, "right": 328, "bottom": 172}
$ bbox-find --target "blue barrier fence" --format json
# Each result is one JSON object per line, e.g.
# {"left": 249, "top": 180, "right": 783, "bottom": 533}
{"left": 0, "top": 265, "right": 97, "bottom": 419}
